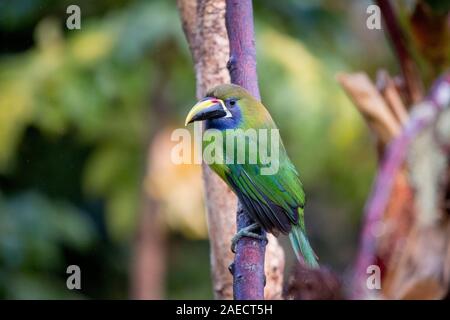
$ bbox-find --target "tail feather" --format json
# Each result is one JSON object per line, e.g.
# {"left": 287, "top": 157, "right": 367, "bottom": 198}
{"left": 289, "top": 224, "right": 319, "bottom": 268}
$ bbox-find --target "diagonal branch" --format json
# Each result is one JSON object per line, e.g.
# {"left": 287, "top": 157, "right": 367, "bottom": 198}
{"left": 376, "top": 0, "right": 424, "bottom": 104}
{"left": 352, "top": 72, "right": 450, "bottom": 298}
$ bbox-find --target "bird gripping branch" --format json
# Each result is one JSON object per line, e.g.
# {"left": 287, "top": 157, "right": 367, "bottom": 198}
{"left": 185, "top": 84, "right": 318, "bottom": 268}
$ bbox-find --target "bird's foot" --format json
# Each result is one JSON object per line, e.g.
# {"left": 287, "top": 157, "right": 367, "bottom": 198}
{"left": 231, "top": 223, "right": 267, "bottom": 253}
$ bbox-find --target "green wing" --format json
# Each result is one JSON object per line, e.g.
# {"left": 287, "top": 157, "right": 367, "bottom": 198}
{"left": 223, "top": 156, "right": 305, "bottom": 235}
{"left": 205, "top": 122, "right": 306, "bottom": 234}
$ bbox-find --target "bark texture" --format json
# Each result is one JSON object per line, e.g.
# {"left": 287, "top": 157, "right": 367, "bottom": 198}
{"left": 178, "top": 0, "right": 284, "bottom": 300}
{"left": 226, "top": 0, "right": 267, "bottom": 300}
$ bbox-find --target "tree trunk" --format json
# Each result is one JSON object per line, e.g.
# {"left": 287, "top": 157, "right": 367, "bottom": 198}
{"left": 131, "top": 195, "right": 166, "bottom": 299}
{"left": 177, "top": 0, "right": 284, "bottom": 299}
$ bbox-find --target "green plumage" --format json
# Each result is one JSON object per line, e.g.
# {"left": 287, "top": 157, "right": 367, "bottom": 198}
{"left": 195, "top": 84, "right": 318, "bottom": 268}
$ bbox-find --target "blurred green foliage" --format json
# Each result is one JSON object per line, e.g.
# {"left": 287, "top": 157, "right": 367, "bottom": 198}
{"left": 0, "top": 192, "right": 94, "bottom": 298}
{"left": 0, "top": 0, "right": 409, "bottom": 298}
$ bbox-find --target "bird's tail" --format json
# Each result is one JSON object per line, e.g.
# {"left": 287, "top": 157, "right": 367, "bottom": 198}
{"left": 289, "top": 224, "right": 319, "bottom": 268}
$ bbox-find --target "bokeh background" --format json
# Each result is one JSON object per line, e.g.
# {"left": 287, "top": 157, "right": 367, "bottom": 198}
{"left": 0, "top": 0, "right": 401, "bottom": 299}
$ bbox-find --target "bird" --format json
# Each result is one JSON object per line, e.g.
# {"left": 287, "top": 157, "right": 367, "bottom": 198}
{"left": 185, "top": 83, "right": 318, "bottom": 268}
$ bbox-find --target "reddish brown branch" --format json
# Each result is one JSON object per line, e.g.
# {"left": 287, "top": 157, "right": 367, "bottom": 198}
{"left": 231, "top": 203, "right": 267, "bottom": 300}
{"left": 352, "top": 72, "right": 450, "bottom": 298}
{"left": 225, "top": 0, "right": 260, "bottom": 100}
{"left": 178, "top": 0, "right": 284, "bottom": 299}
{"left": 376, "top": 0, "right": 424, "bottom": 104}
{"left": 225, "top": 0, "right": 266, "bottom": 300}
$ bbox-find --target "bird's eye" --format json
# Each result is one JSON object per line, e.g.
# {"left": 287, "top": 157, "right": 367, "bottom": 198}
{"left": 229, "top": 99, "right": 236, "bottom": 107}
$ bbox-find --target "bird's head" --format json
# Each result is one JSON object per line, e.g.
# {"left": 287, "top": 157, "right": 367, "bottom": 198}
{"left": 185, "top": 84, "right": 264, "bottom": 129}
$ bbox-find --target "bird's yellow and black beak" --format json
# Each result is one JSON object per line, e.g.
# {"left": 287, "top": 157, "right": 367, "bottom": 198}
{"left": 185, "top": 97, "right": 227, "bottom": 126}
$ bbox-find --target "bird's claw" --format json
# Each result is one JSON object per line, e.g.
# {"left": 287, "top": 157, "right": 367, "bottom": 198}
{"left": 231, "top": 223, "right": 267, "bottom": 253}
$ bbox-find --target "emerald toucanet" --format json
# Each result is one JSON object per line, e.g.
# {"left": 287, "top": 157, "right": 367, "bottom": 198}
{"left": 185, "top": 84, "right": 318, "bottom": 268}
